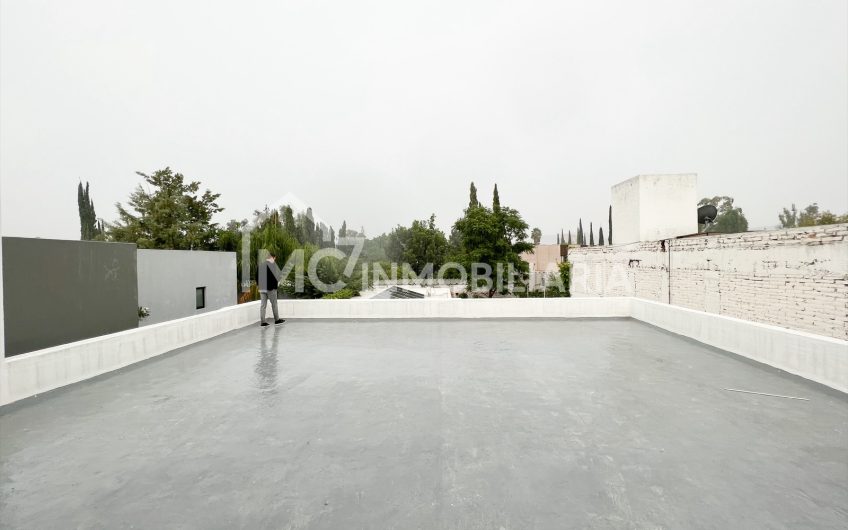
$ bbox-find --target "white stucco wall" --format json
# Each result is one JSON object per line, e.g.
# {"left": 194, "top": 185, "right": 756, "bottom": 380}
{"left": 569, "top": 224, "right": 848, "bottom": 340}
{"left": 137, "top": 249, "right": 237, "bottom": 326}
{"left": 4, "top": 296, "right": 844, "bottom": 406}
{"left": 611, "top": 174, "right": 698, "bottom": 244}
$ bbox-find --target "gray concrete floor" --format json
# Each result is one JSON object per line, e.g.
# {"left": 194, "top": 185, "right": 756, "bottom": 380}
{"left": 1, "top": 319, "right": 846, "bottom": 529}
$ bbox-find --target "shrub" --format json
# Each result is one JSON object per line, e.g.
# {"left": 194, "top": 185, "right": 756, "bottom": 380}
{"left": 322, "top": 288, "right": 357, "bottom": 299}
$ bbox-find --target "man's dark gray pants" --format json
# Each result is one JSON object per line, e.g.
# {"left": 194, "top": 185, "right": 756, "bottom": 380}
{"left": 259, "top": 290, "right": 280, "bottom": 323}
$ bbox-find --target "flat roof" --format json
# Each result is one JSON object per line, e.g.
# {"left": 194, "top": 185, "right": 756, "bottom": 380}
{"left": 1, "top": 319, "right": 846, "bottom": 528}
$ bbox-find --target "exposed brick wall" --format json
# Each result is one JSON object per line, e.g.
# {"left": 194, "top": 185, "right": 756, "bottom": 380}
{"left": 568, "top": 224, "right": 848, "bottom": 340}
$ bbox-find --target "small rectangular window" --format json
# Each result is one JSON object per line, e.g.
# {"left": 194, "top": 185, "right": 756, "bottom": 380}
{"left": 196, "top": 287, "right": 206, "bottom": 309}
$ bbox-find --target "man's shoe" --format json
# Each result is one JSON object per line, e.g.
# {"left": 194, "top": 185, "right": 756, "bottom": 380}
{"left": 275, "top": 319, "right": 286, "bottom": 324}
{"left": 260, "top": 322, "right": 270, "bottom": 327}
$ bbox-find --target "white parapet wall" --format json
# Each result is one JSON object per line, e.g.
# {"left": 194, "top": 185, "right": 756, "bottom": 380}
{"left": 1, "top": 296, "right": 845, "bottom": 406}
{"left": 1, "top": 301, "right": 258, "bottom": 407}
{"left": 276, "top": 297, "right": 632, "bottom": 319}
{"left": 631, "top": 299, "right": 848, "bottom": 393}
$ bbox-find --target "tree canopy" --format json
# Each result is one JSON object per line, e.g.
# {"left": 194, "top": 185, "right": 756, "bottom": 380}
{"left": 109, "top": 168, "right": 223, "bottom": 250}
{"left": 698, "top": 196, "right": 748, "bottom": 233}
{"left": 77, "top": 181, "right": 104, "bottom": 240}
{"left": 385, "top": 215, "right": 449, "bottom": 274}
{"left": 780, "top": 203, "right": 847, "bottom": 227}
{"left": 451, "top": 184, "right": 533, "bottom": 296}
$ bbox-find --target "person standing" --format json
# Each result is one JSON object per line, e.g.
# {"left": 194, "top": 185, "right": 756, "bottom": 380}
{"left": 258, "top": 251, "right": 285, "bottom": 327}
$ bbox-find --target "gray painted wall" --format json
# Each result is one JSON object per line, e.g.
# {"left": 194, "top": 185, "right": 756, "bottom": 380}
{"left": 2, "top": 237, "right": 138, "bottom": 356}
{"left": 137, "top": 249, "right": 237, "bottom": 326}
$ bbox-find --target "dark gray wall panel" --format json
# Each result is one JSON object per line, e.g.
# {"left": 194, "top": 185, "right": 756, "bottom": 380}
{"left": 2, "top": 237, "right": 138, "bottom": 356}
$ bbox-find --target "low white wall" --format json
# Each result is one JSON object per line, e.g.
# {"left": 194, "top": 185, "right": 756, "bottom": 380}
{"left": 631, "top": 299, "right": 848, "bottom": 393}
{"left": 2, "top": 301, "right": 259, "bottom": 407}
{"left": 2, "top": 296, "right": 845, "bottom": 406}
{"left": 276, "top": 297, "right": 632, "bottom": 319}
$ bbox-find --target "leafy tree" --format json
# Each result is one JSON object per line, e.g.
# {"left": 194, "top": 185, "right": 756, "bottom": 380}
{"left": 568, "top": 230, "right": 572, "bottom": 245}
{"left": 599, "top": 227, "right": 605, "bottom": 246}
{"left": 531, "top": 227, "right": 542, "bottom": 245}
{"left": 791, "top": 203, "right": 848, "bottom": 226}
{"left": 798, "top": 203, "right": 820, "bottom": 227}
{"left": 469, "top": 182, "right": 479, "bottom": 208}
{"left": 577, "top": 219, "right": 584, "bottom": 246}
{"left": 77, "top": 181, "right": 104, "bottom": 240}
{"left": 295, "top": 209, "right": 315, "bottom": 245}
{"left": 556, "top": 233, "right": 560, "bottom": 245}
{"left": 492, "top": 184, "right": 501, "bottom": 213}
{"left": 451, "top": 184, "right": 533, "bottom": 297}
{"left": 280, "top": 244, "right": 365, "bottom": 300}
{"left": 698, "top": 196, "right": 748, "bottom": 234}
{"left": 339, "top": 220, "right": 347, "bottom": 238}
{"left": 589, "top": 222, "right": 595, "bottom": 246}
{"left": 361, "top": 233, "right": 390, "bottom": 262}
{"left": 778, "top": 204, "right": 798, "bottom": 228}
{"left": 110, "top": 167, "right": 223, "bottom": 249}
{"left": 282, "top": 205, "right": 297, "bottom": 235}
{"left": 385, "top": 215, "right": 449, "bottom": 274}
{"left": 818, "top": 211, "right": 844, "bottom": 225}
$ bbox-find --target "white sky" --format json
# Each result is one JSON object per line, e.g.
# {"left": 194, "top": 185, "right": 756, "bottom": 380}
{"left": 2, "top": 0, "right": 846, "bottom": 243}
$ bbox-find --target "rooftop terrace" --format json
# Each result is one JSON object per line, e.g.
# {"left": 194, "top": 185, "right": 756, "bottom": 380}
{"left": 2, "top": 318, "right": 845, "bottom": 528}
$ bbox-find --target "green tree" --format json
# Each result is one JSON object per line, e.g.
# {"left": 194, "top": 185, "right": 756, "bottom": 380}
{"left": 109, "top": 167, "right": 223, "bottom": 249}
{"left": 451, "top": 184, "right": 533, "bottom": 297}
{"left": 794, "top": 203, "right": 848, "bottom": 226}
{"left": 779, "top": 204, "right": 798, "bottom": 228}
{"left": 798, "top": 203, "right": 820, "bottom": 227}
{"left": 577, "top": 219, "right": 584, "bottom": 246}
{"left": 469, "top": 182, "right": 479, "bottom": 208}
{"left": 608, "top": 205, "right": 612, "bottom": 245}
{"left": 698, "top": 196, "right": 748, "bottom": 234}
{"left": 589, "top": 222, "right": 595, "bottom": 246}
{"left": 339, "top": 220, "right": 347, "bottom": 238}
{"left": 531, "top": 227, "right": 542, "bottom": 245}
{"left": 568, "top": 230, "right": 572, "bottom": 245}
{"left": 281, "top": 205, "right": 297, "bottom": 235}
{"left": 385, "top": 215, "right": 449, "bottom": 274}
{"left": 599, "top": 227, "right": 605, "bottom": 246}
{"left": 77, "top": 181, "right": 104, "bottom": 240}
{"left": 280, "top": 244, "right": 365, "bottom": 300}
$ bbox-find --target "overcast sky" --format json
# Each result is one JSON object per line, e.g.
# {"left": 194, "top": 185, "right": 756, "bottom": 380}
{"left": 2, "top": 0, "right": 846, "bottom": 243}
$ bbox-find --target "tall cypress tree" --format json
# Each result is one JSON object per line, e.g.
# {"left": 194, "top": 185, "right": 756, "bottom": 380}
{"left": 599, "top": 227, "right": 605, "bottom": 246}
{"left": 589, "top": 222, "right": 595, "bottom": 246}
{"left": 577, "top": 219, "right": 584, "bottom": 246}
{"left": 556, "top": 233, "right": 560, "bottom": 244}
{"left": 469, "top": 182, "right": 479, "bottom": 208}
{"left": 492, "top": 184, "right": 501, "bottom": 213}
{"left": 568, "top": 230, "right": 572, "bottom": 245}
{"left": 77, "top": 181, "right": 101, "bottom": 240}
{"left": 339, "top": 220, "right": 347, "bottom": 238}
{"left": 608, "top": 205, "right": 613, "bottom": 245}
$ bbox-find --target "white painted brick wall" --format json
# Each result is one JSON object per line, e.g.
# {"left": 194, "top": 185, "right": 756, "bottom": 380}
{"left": 568, "top": 224, "right": 848, "bottom": 340}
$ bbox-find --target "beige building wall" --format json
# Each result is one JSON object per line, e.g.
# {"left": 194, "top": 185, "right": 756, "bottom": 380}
{"left": 521, "top": 244, "right": 567, "bottom": 289}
